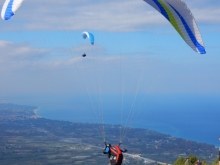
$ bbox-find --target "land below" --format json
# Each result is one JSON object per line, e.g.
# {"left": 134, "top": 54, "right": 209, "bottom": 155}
{"left": 0, "top": 103, "right": 218, "bottom": 165}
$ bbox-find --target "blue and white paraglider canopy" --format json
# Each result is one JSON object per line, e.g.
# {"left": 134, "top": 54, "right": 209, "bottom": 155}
{"left": 1, "top": 0, "right": 24, "bottom": 20}
{"left": 82, "top": 31, "right": 94, "bottom": 45}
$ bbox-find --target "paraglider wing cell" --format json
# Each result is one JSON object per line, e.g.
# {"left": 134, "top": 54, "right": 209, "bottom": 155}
{"left": 143, "top": 0, "right": 206, "bottom": 54}
{"left": 1, "top": 0, "right": 24, "bottom": 20}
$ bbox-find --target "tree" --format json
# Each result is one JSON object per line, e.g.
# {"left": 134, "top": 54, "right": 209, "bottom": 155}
{"left": 188, "top": 155, "right": 198, "bottom": 165}
{"left": 211, "top": 158, "right": 219, "bottom": 165}
{"left": 173, "top": 157, "right": 185, "bottom": 165}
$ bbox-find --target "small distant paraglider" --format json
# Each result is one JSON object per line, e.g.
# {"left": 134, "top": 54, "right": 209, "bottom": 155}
{"left": 81, "top": 31, "right": 94, "bottom": 57}
{"left": 1, "top": 0, "right": 24, "bottom": 20}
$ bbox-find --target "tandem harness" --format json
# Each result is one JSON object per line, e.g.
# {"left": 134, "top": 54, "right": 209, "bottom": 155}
{"left": 109, "top": 146, "right": 122, "bottom": 163}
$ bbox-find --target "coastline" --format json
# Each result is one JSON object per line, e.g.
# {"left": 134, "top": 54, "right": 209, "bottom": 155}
{"left": 33, "top": 107, "right": 220, "bottom": 147}
{"left": 33, "top": 107, "right": 41, "bottom": 119}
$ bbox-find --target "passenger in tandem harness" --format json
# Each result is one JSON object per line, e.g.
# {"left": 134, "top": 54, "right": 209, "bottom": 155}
{"left": 103, "top": 142, "right": 127, "bottom": 165}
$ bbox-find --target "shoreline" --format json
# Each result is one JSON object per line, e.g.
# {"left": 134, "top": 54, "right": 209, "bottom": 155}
{"left": 33, "top": 107, "right": 41, "bottom": 119}
{"left": 34, "top": 108, "right": 219, "bottom": 147}
{"left": 37, "top": 111, "right": 219, "bottom": 147}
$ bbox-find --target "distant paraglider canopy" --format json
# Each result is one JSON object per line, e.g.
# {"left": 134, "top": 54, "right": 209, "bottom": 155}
{"left": 82, "top": 31, "right": 94, "bottom": 45}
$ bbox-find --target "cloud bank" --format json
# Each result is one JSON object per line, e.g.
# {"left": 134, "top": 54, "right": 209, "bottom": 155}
{"left": 0, "top": 0, "right": 219, "bottom": 32}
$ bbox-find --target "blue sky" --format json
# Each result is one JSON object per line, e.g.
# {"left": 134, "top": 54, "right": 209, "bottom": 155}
{"left": 0, "top": 0, "right": 220, "bottom": 99}
{"left": 1, "top": 0, "right": 220, "bottom": 145}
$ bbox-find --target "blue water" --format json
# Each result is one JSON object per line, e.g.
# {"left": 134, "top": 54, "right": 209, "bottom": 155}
{"left": 5, "top": 94, "right": 220, "bottom": 146}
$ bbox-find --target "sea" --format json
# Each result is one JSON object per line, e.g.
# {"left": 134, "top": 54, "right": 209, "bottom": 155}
{"left": 5, "top": 93, "right": 220, "bottom": 147}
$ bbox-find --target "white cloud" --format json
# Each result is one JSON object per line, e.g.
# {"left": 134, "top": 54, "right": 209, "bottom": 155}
{"left": 193, "top": 8, "right": 220, "bottom": 25}
{"left": 0, "top": 39, "right": 107, "bottom": 70}
{"left": 0, "top": 40, "right": 48, "bottom": 61}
